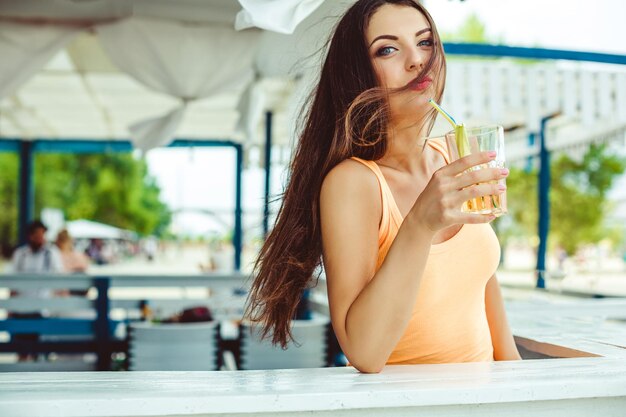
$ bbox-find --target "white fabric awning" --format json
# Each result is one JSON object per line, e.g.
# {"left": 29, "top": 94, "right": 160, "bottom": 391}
{"left": 0, "top": 0, "right": 355, "bottom": 150}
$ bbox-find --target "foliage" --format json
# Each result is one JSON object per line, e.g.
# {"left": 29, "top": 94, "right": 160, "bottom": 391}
{"left": 441, "top": 13, "right": 487, "bottom": 43}
{"left": 550, "top": 144, "right": 625, "bottom": 255}
{"left": 0, "top": 153, "right": 19, "bottom": 256}
{"left": 495, "top": 144, "right": 625, "bottom": 255}
{"left": 0, "top": 151, "right": 171, "bottom": 252}
{"left": 456, "top": 14, "right": 487, "bottom": 44}
{"left": 492, "top": 165, "right": 537, "bottom": 246}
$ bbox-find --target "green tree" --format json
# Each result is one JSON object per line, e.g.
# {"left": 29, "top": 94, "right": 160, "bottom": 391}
{"left": 34, "top": 153, "right": 171, "bottom": 237}
{"left": 441, "top": 13, "right": 488, "bottom": 43}
{"left": 493, "top": 165, "right": 537, "bottom": 246}
{"left": 550, "top": 144, "right": 625, "bottom": 255}
{"left": 0, "top": 151, "right": 171, "bottom": 255}
{"left": 457, "top": 14, "right": 487, "bottom": 43}
{"left": 0, "top": 153, "right": 19, "bottom": 256}
{"left": 497, "top": 144, "right": 625, "bottom": 255}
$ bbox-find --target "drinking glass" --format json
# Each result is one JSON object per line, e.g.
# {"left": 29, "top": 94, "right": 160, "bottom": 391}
{"left": 444, "top": 125, "right": 507, "bottom": 217}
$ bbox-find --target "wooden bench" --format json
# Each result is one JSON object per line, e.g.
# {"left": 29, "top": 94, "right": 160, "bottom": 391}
{"left": 0, "top": 273, "right": 250, "bottom": 371}
{"left": 0, "top": 275, "right": 124, "bottom": 371}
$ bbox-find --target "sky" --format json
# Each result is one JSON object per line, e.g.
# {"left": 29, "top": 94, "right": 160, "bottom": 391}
{"left": 424, "top": 0, "right": 626, "bottom": 54}
{"left": 146, "top": 147, "right": 287, "bottom": 238}
{"left": 146, "top": 0, "right": 626, "bottom": 237}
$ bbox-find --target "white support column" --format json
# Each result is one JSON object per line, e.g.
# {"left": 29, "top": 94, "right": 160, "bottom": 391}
{"left": 526, "top": 67, "right": 540, "bottom": 132}
{"left": 468, "top": 63, "right": 484, "bottom": 120}
{"left": 580, "top": 71, "right": 595, "bottom": 127}
{"left": 505, "top": 65, "right": 522, "bottom": 110}
{"left": 544, "top": 67, "right": 560, "bottom": 114}
{"left": 562, "top": 69, "right": 578, "bottom": 119}
{"left": 597, "top": 71, "right": 613, "bottom": 122}
{"left": 617, "top": 72, "right": 626, "bottom": 123}
{"left": 488, "top": 64, "right": 503, "bottom": 122}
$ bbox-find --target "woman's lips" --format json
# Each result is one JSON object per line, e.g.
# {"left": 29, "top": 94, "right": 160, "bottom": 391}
{"left": 408, "top": 77, "right": 432, "bottom": 91}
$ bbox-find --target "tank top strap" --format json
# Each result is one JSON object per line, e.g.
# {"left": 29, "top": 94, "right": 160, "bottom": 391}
{"left": 425, "top": 137, "right": 451, "bottom": 164}
{"left": 350, "top": 157, "right": 403, "bottom": 226}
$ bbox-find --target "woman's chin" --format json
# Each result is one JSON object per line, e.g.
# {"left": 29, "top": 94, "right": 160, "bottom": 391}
{"left": 413, "top": 93, "right": 431, "bottom": 106}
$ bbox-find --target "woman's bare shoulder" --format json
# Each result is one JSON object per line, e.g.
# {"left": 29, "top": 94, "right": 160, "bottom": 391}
{"left": 423, "top": 140, "right": 449, "bottom": 172}
{"left": 322, "top": 158, "right": 379, "bottom": 194}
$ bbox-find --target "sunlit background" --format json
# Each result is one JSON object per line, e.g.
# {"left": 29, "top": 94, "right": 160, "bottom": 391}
{"left": 1, "top": 0, "right": 625, "bottom": 290}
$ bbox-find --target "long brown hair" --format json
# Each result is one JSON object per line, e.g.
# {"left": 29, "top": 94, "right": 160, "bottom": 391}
{"left": 245, "top": 0, "right": 446, "bottom": 348}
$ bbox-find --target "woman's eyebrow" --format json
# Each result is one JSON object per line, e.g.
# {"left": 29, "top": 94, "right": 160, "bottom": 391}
{"left": 369, "top": 28, "right": 432, "bottom": 48}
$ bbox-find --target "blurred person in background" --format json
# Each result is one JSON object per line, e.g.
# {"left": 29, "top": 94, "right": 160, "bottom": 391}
{"left": 11, "top": 220, "right": 63, "bottom": 275}
{"left": 9, "top": 219, "right": 63, "bottom": 361}
{"left": 55, "top": 229, "right": 90, "bottom": 274}
{"left": 85, "top": 238, "right": 108, "bottom": 265}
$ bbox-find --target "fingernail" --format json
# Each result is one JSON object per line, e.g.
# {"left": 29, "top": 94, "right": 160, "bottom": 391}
{"left": 488, "top": 151, "right": 497, "bottom": 158}
{"left": 500, "top": 168, "right": 509, "bottom": 175}
{"left": 497, "top": 185, "right": 507, "bottom": 191}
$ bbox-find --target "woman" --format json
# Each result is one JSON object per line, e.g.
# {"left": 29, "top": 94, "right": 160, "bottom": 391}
{"left": 56, "top": 229, "right": 90, "bottom": 273}
{"left": 245, "top": 0, "right": 520, "bottom": 373}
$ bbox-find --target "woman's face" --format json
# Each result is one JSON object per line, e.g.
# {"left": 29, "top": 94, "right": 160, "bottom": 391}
{"left": 365, "top": 4, "right": 436, "bottom": 119}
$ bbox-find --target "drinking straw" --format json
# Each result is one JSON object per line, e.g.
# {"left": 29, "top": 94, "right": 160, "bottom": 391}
{"left": 428, "top": 99, "right": 456, "bottom": 128}
{"left": 427, "top": 99, "right": 470, "bottom": 158}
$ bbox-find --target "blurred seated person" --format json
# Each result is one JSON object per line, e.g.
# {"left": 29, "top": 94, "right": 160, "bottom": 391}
{"left": 55, "top": 229, "right": 90, "bottom": 273}
{"left": 56, "top": 229, "right": 91, "bottom": 297}
{"left": 85, "top": 238, "right": 108, "bottom": 265}
{"left": 11, "top": 219, "right": 63, "bottom": 277}
{"left": 9, "top": 219, "right": 63, "bottom": 360}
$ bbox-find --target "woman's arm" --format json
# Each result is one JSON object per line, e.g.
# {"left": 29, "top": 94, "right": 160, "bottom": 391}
{"left": 485, "top": 274, "right": 522, "bottom": 361}
{"left": 321, "top": 152, "right": 507, "bottom": 373}
{"left": 321, "top": 160, "right": 434, "bottom": 373}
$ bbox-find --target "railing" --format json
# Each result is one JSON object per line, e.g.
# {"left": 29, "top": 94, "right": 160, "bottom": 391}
{"left": 0, "top": 273, "right": 250, "bottom": 371}
{"left": 441, "top": 60, "right": 626, "bottom": 163}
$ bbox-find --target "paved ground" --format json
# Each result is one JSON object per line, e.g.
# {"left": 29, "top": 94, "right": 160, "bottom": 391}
{"left": 497, "top": 269, "right": 626, "bottom": 298}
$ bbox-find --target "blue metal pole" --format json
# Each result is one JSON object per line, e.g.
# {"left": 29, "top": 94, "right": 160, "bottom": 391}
{"left": 234, "top": 144, "right": 243, "bottom": 271}
{"left": 18, "top": 141, "right": 34, "bottom": 245}
{"left": 94, "top": 277, "right": 111, "bottom": 371}
{"left": 536, "top": 112, "right": 560, "bottom": 289}
{"left": 263, "top": 111, "right": 273, "bottom": 238}
{"left": 526, "top": 132, "right": 536, "bottom": 173}
{"left": 443, "top": 43, "right": 626, "bottom": 65}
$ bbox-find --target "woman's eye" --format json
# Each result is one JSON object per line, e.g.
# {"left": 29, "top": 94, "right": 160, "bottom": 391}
{"left": 418, "top": 39, "right": 434, "bottom": 47}
{"left": 376, "top": 46, "right": 397, "bottom": 57}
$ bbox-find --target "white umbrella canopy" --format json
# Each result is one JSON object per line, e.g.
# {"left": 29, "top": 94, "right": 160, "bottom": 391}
{"left": 66, "top": 219, "right": 137, "bottom": 240}
{"left": 0, "top": 0, "right": 356, "bottom": 152}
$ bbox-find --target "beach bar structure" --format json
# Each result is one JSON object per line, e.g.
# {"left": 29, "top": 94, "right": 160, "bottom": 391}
{"left": 1, "top": 1, "right": 626, "bottom": 416}
{"left": 1, "top": 0, "right": 626, "bottom": 276}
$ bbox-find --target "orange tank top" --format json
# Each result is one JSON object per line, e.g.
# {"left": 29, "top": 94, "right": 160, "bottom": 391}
{"left": 351, "top": 138, "right": 499, "bottom": 364}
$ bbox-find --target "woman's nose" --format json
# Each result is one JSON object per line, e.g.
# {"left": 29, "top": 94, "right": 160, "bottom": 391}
{"left": 405, "top": 48, "right": 425, "bottom": 72}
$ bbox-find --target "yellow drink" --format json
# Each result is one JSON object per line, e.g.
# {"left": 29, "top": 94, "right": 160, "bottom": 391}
{"left": 444, "top": 125, "right": 507, "bottom": 217}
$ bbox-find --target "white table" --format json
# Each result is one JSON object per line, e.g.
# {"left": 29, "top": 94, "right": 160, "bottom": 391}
{"left": 1, "top": 298, "right": 626, "bottom": 417}
{"left": 1, "top": 357, "right": 626, "bottom": 417}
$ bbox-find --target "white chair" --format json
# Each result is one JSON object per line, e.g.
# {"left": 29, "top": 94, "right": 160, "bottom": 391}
{"left": 128, "top": 321, "right": 219, "bottom": 371}
{"left": 239, "top": 316, "right": 329, "bottom": 370}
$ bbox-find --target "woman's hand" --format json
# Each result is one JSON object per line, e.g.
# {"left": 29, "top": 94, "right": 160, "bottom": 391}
{"left": 409, "top": 151, "right": 508, "bottom": 233}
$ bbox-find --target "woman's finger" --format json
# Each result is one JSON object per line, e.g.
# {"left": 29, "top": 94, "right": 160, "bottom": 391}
{"left": 443, "top": 151, "right": 496, "bottom": 176}
{"left": 452, "top": 212, "right": 497, "bottom": 224}
{"left": 455, "top": 182, "right": 506, "bottom": 205}
{"left": 454, "top": 167, "right": 508, "bottom": 190}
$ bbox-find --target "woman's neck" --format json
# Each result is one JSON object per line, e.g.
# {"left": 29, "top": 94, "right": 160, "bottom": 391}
{"left": 377, "top": 120, "right": 430, "bottom": 174}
